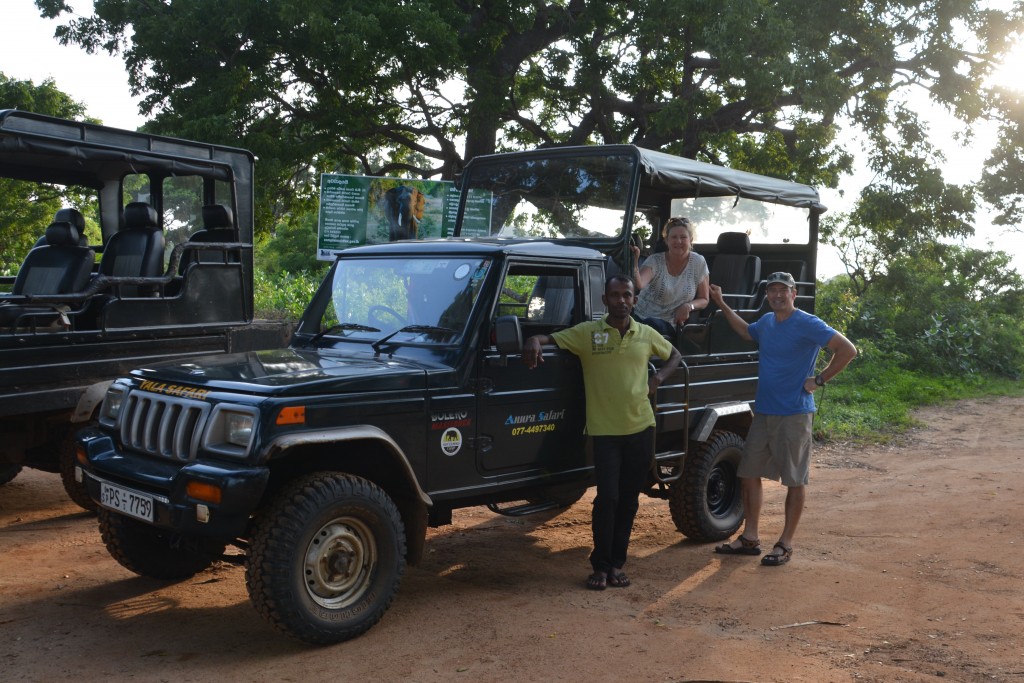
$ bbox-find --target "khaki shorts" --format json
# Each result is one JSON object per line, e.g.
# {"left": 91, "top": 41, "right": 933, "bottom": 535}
{"left": 739, "top": 413, "right": 813, "bottom": 487}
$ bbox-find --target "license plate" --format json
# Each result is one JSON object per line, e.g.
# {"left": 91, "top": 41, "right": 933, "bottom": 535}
{"left": 100, "top": 482, "right": 155, "bottom": 523}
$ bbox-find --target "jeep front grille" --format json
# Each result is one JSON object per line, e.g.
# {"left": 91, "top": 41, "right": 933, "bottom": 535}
{"left": 120, "top": 391, "right": 211, "bottom": 461}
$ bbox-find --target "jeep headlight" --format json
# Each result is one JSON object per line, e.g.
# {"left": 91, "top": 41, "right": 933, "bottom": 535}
{"left": 99, "top": 385, "right": 127, "bottom": 426}
{"left": 203, "top": 405, "right": 259, "bottom": 457}
{"left": 225, "top": 412, "right": 254, "bottom": 446}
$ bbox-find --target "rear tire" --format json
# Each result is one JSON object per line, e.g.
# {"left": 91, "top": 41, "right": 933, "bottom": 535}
{"left": 668, "top": 429, "right": 745, "bottom": 542}
{"left": 246, "top": 473, "right": 406, "bottom": 645}
{"left": 98, "top": 509, "right": 225, "bottom": 579}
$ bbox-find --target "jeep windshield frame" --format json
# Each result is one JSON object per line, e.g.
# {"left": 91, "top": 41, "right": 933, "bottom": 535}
{"left": 454, "top": 143, "right": 826, "bottom": 256}
{"left": 297, "top": 255, "right": 492, "bottom": 348}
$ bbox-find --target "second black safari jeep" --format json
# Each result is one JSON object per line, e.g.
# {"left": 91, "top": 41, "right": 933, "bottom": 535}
{"left": 0, "top": 111, "right": 290, "bottom": 507}
{"left": 75, "top": 145, "right": 825, "bottom": 643}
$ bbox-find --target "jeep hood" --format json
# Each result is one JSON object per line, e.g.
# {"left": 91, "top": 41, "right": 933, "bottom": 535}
{"left": 130, "top": 347, "right": 439, "bottom": 395}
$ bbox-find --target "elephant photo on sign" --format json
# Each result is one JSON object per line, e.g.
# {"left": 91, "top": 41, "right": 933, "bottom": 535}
{"left": 382, "top": 185, "right": 426, "bottom": 241}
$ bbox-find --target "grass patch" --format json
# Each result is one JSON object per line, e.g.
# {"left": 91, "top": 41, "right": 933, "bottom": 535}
{"left": 814, "top": 355, "right": 1024, "bottom": 444}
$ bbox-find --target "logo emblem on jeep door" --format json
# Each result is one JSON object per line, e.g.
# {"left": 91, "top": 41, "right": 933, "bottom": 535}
{"left": 440, "top": 427, "right": 462, "bottom": 456}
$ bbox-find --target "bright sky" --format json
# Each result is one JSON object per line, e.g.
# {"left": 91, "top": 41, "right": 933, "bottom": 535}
{"left": 3, "top": 0, "right": 145, "bottom": 130}
{"left": 3, "top": 0, "right": 1022, "bottom": 277}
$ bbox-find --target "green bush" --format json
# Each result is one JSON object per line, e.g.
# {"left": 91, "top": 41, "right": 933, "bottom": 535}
{"left": 254, "top": 269, "right": 322, "bottom": 321}
{"left": 814, "top": 266, "right": 1024, "bottom": 443}
{"left": 817, "top": 259, "right": 1024, "bottom": 381}
{"left": 814, "top": 350, "right": 1024, "bottom": 444}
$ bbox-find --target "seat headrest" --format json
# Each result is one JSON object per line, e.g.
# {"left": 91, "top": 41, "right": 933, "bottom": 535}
{"left": 716, "top": 232, "right": 751, "bottom": 255}
{"left": 124, "top": 202, "right": 159, "bottom": 231}
{"left": 44, "top": 221, "right": 82, "bottom": 248}
{"left": 53, "top": 207, "right": 86, "bottom": 232}
{"left": 202, "top": 204, "right": 234, "bottom": 230}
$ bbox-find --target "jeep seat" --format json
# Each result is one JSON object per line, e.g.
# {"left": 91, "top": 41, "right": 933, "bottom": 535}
{"left": 179, "top": 204, "right": 238, "bottom": 272}
{"left": 528, "top": 275, "right": 576, "bottom": 326}
{"left": 31, "top": 208, "right": 89, "bottom": 248}
{"left": 0, "top": 218, "right": 95, "bottom": 329}
{"left": 99, "top": 201, "right": 165, "bottom": 296}
{"left": 709, "top": 232, "right": 760, "bottom": 310}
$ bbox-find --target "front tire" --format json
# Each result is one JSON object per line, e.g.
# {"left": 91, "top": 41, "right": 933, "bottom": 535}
{"left": 98, "top": 510, "right": 226, "bottom": 579}
{"left": 668, "top": 429, "right": 745, "bottom": 542}
{"left": 246, "top": 473, "right": 406, "bottom": 645}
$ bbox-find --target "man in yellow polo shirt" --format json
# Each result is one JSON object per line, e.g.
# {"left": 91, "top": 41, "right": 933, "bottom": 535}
{"left": 523, "top": 275, "right": 681, "bottom": 590}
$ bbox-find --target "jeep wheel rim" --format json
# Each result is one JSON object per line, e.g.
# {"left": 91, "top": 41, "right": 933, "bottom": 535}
{"left": 303, "top": 516, "right": 377, "bottom": 609}
{"left": 707, "top": 461, "right": 737, "bottom": 517}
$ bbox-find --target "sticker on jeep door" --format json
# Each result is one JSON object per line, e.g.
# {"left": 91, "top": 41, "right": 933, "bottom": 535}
{"left": 511, "top": 423, "right": 557, "bottom": 436}
{"left": 431, "top": 410, "right": 471, "bottom": 430}
{"left": 440, "top": 428, "right": 462, "bottom": 456}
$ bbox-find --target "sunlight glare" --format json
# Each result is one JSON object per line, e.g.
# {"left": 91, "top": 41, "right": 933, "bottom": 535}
{"left": 988, "top": 34, "right": 1024, "bottom": 92}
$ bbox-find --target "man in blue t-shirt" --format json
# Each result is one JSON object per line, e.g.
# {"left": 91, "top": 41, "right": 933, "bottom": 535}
{"left": 710, "top": 272, "right": 857, "bottom": 566}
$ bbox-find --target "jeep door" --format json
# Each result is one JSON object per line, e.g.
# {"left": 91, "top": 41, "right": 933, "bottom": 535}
{"left": 475, "top": 263, "right": 588, "bottom": 478}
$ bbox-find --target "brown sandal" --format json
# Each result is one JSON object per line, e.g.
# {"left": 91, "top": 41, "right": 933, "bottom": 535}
{"left": 760, "top": 542, "right": 793, "bottom": 566}
{"left": 714, "top": 535, "right": 761, "bottom": 556}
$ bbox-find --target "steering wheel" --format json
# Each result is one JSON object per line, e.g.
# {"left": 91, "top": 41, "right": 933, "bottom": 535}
{"left": 368, "top": 304, "right": 405, "bottom": 328}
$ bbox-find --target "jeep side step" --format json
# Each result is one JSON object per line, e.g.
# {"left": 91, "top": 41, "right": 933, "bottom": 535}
{"left": 486, "top": 500, "right": 560, "bottom": 517}
{"left": 652, "top": 449, "right": 685, "bottom": 484}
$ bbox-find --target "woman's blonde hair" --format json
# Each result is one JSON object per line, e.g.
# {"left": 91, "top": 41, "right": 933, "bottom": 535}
{"left": 662, "top": 216, "right": 696, "bottom": 240}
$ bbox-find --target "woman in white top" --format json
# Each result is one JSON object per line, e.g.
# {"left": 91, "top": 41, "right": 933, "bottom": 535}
{"left": 629, "top": 216, "right": 710, "bottom": 335}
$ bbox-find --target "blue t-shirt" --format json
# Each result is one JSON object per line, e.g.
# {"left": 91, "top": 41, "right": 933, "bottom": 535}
{"left": 749, "top": 309, "right": 837, "bottom": 415}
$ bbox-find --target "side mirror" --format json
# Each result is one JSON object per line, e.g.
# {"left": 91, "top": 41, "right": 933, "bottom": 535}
{"left": 494, "top": 315, "right": 522, "bottom": 365}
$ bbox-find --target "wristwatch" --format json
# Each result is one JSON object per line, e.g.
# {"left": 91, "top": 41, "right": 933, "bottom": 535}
{"left": 814, "top": 374, "right": 825, "bottom": 386}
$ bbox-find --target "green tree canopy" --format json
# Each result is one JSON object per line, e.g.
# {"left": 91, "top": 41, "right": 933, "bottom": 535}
{"left": 34, "top": 0, "right": 1024, "bottom": 232}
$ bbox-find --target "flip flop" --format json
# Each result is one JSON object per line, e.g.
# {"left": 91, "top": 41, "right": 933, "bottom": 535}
{"left": 760, "top": 542, "right": 793, "bottom": 566}
{"left": 607, "top": 571, "right": 630, "bottom": 588}
{"left": 714, "top": 535, "right": 761, "bottom": 556}
{"left": 586, "top": 572, "right": 607, "bottom": 590}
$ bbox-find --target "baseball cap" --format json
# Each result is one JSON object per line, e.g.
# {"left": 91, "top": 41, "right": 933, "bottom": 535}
{"left": 765, "top": 271, "right": 796, "bottom": 288}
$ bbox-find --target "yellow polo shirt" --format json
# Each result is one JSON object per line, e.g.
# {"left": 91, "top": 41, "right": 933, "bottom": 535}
{"left": 551, "top": 317, "right": 674, "bottom": 436}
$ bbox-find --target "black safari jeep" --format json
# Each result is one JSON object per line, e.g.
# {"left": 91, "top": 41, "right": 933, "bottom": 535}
{"left": 0, "top": 110, "right": 290, "bottom": 506}
{"left": 75, "top": 145, "right": 825, "bottom": 644}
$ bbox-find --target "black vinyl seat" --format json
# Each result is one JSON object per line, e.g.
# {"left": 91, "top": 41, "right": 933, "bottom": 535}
{"left": 99, "top": 201, "right": 165, "bottom": 296}
{"left": 0, "top": 216, "right": 95, "bottom": 329}
{"left": 761, "top": 259, "right": 808, "bottom": 288}
{"left": 709, "top": 232, "right": 761, "bottom": 310}
{"left": 179, "top": 204, "right": 238, "bottom": 272}
{"left": 31, "top": 208, "right": 89, "bottom": 248}
{"left": 528, "top": 275, "right": 576, "bottom": 326}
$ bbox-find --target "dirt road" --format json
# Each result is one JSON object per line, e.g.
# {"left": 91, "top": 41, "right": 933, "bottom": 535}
{"left": 2, "top": 397, "right": 1023, "bottom": 682}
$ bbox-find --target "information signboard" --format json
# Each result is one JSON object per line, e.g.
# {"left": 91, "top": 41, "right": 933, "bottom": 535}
{"left": 317, "top": 175, "right": 492, "bottom": 260}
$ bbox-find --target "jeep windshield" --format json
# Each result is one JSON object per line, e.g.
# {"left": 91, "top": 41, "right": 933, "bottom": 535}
{"left": 456, "top": 150, "right": 638, "bottom": 241}
{"left": 302, "top": 256, "right": 491, "bottom": 346}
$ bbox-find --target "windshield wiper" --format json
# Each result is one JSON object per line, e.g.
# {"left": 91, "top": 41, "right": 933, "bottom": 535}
{"left": 371, "top": 325, "right": 457, "bottom": 356}
{"left": 306, "top": 322, "right": 381, "bottom": 346}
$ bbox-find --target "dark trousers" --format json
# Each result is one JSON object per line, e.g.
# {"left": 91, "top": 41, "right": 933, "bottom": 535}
{"left": 643, "top": 316, "right": 676, "bottom": 337}
{"left": 631, "top": 313, "right": 675, "bottom": 337}
{"left": 589, "top": 428, "right": 654, "bottom": 573}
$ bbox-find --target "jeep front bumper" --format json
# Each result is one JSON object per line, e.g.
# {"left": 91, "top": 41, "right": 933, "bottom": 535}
{"left": 76, "top": 427, "right": 269, "bottom": 539}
